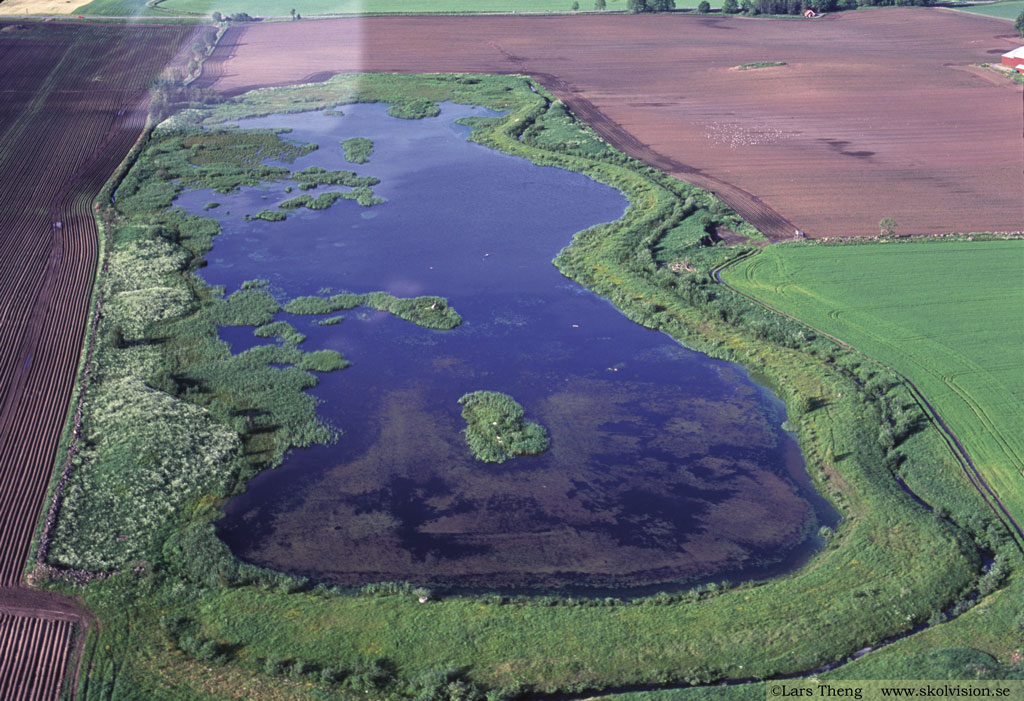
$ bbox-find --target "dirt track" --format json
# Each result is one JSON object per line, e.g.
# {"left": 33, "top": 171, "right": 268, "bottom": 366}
{"left": 199, "top": 9, "right": 1022, "bottom": 238}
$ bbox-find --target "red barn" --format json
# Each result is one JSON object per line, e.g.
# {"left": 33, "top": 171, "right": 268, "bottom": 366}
{"left": 1001, "top": 47, "right": 1024, "bottom": 71}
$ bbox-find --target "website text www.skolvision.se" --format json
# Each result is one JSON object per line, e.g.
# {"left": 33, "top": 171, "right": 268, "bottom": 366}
{"left": 767, "top": 680, "right": 1021, "bottom": 701}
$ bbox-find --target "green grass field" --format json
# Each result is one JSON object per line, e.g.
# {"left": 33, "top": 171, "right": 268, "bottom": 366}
{"left": 723, "top": 240, "right": 1024, "bottom": 534}
{"left": 947, "top": 1, "right": 1022, "bottom": 20}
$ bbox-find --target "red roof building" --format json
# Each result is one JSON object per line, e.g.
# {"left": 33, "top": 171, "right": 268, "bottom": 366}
{"left": 1001, "top": 47, "right": 1024, "bottom": 70}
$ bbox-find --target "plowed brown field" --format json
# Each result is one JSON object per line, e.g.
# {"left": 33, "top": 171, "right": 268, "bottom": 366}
{"left": 0, "top": 20, "right": 192, "bottom": 588}
{"left": 0, "top": 20, "right": 193, "bottom": 700}
{"left": 198, "top": 9, "right": 1022, "bottom": 239}
{"left": 0, "top": 613, "right": 73, "bottom": 701}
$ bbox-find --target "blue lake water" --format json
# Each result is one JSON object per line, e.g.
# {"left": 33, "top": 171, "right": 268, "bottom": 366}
{"left": 174, "top": 102, "right": 836, "bottom": 594}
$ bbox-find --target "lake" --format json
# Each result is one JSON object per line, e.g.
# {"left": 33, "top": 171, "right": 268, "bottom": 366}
{"left": 174, "top": 101, "right": 836, "bottom": 594}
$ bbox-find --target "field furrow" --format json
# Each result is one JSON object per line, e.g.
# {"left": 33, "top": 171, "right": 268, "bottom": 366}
{"left": 0, "top": 19, "right": 194, "bottom": 700}
{"left": 0, "top": 614, "right": 72, "bottom": 701}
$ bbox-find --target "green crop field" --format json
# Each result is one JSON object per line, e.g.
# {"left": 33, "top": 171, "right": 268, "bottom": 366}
{"left": 948, "top": 1, "right": 1023, "bottom": 20}
{"left": 723, "top": 240, "right": 1024, "bottom": 534}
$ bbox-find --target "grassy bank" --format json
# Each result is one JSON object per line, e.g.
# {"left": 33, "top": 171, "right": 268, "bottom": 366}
{"left": 42, "top": 73, "right": 1018, "bottom": 698}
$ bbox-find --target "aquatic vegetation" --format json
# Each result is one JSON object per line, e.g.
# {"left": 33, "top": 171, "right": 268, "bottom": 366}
{"left": 211, "top": 286, "right": 281, "bottom": 326}
{"left": 285, "top": 292, "right": 461, "bottom": 330}
{"left": 247, "top": 209, "right": 287, "bottom": 222}
{"left": 278, "top": 194, "right": 312, "bottom": 209}
{"left": 279, "top": 191, "right": 346, "bottom": 210}
{"left": 344, "top": 186, "right": 386, "bottom": 207}
{"left": 293, "top": 166, "right": 379, "bottom": 188}
{"left": 296, "top": 349, "right": 349, "bottom": 372}
{"left": 340, "top": 136, "right": 374, "bottom": 164}
{"left": 254, "top": 321, "right": 306, "bottom": 345}
{"left": 183, "top": 129, "right": 317, "bottom": 168}
{"left": 387, "top": 98, "right": 441, "bottom": 119}
{"left": 459, "top": 391, "right": 549, "bottom": 463}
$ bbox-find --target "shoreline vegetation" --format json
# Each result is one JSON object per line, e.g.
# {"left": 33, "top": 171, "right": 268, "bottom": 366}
{"left": 458, "top": 391, "right": 550, "bottom": 463}
{"left": 35, "top": 73, "right": 1020, "bottom": 698}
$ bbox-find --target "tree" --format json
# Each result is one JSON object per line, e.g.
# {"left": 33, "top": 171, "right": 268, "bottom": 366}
{"left": 211, "top": 10, "right": 222, "bottom": 20}
{"left": 697, "top": 0, "right": 710, "bottom": 11}
{"left": 1016, "top": 8, "right": 1024, "bottom": 38}
{"left": 723, "top": 0, "right": 739, "bottom": 12}
{"left": 628, "top": 0, "right": 647, "bottom": 11}
{"left": 595, "top": 0, "right": 606, "bottom": 8}
{"left": 879, "top": 217, "right": 897, "bottom": 237}
{"left": 571, "top": 0, "right": 579, "bottom": 8}
{"left": 290, "top": 7, "right": 296, "bottom": 18}
{"left": 740, "top": 0, "right": 755, "bottom": 12}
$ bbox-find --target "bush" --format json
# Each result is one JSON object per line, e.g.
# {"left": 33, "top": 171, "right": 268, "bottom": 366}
{"left": 697, "top": 0, "right": 711, "bottom": 11}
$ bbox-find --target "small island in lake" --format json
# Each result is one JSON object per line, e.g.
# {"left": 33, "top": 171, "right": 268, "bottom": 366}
{"left": 458, "top": 391, "right": 549, "bottom": 463}
{"left": 340, "top": 137, "right": 374, "bottom": 164}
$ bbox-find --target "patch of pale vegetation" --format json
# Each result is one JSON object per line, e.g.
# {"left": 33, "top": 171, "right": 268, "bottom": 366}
{"left": 109, "top": 237, "right": 189, "bottom": 292}
{"left": 49, "top": 378, "right": 240, "bottom": 571}
{"left": 105, "top": 287, "right": 195, "bottom": 339}
{"left": 0, "top": 0, "right": 80, "bottom": 15}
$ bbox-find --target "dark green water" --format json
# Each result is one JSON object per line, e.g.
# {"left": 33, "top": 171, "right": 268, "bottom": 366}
{"left": 175, "top": 102, "right": 836, "bottom": 594}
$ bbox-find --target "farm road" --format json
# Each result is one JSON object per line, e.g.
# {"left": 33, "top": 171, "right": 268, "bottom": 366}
{"left": 198, "top": 9, "right": 1023, "bottom": 239}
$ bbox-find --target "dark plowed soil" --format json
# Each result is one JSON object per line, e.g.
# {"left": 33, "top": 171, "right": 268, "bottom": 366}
{"left": 0, "top": 20, "right": 195, "bottom": 701}
{"left": 197, "top": 9, "right": 1022, "bottom": 239}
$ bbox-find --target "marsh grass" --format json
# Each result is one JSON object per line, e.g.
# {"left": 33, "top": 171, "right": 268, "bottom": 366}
{"left": 458, "top": 391, "right": 549, "bottom": 463}
{"left": 386, "top": 98, "right": 442, "bottom": 119}
{"left": 341, "top": 137, "right": 374, "bottom": 164}
{"left": 279, "top": 191, "right": 347, "bottom": 211}
{"left": 253, "top": 321, "right": 306, "bottom": 345}
{"left": 285, "top": 292, "right": 461, "bottom": 330}
{"left": 247, "top": 209, "right": 287, "bottom": 222}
